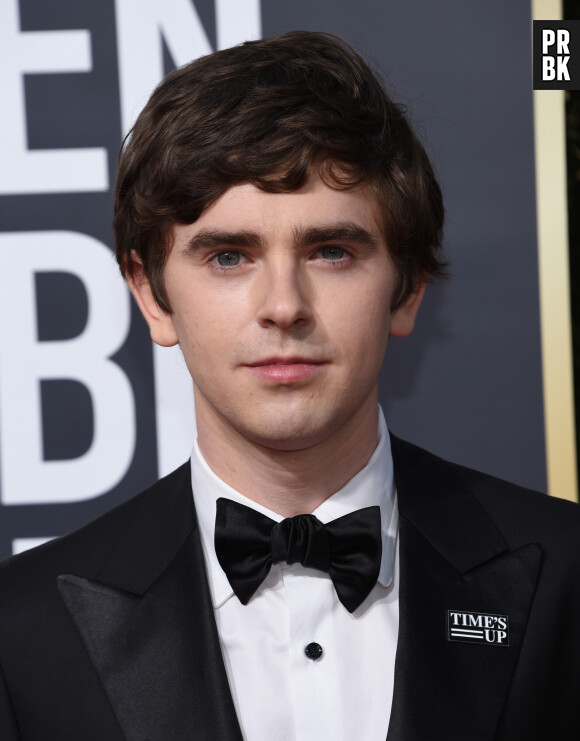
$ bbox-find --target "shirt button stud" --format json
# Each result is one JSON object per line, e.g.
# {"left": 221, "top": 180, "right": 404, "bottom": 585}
{"left": 304, "top": 642, "right": 323, "bottom": 660}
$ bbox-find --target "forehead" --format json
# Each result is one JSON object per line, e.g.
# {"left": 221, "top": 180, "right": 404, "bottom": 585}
{"left": 181, "top": 174, "right": 385, "bottom": 240}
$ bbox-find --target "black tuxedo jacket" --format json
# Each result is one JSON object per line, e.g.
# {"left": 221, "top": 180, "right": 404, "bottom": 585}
{"left": 1, "top": 436, "right": 580, "bottom": 740}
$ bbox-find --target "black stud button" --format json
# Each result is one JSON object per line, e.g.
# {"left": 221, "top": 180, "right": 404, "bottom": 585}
{"left": 304, "top": 642, "right": 323, "bottom": 660}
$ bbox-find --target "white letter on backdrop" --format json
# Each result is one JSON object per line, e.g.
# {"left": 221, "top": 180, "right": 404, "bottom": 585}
{"left": 0, "top": 0, "right": 108, "bottom": 194}
{"left": 0, "top": 232, "right": 135, "bottom": 504}
{"left": 115, "top": 0, "right": 261, "bottom": 135}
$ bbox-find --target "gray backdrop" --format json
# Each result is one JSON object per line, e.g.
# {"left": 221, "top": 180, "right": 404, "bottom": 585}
{"left": 0, "top": 0, "right": 544, "bottom": 560}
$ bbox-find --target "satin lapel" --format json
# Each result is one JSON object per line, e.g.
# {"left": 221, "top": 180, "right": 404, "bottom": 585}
{"left": 57, "top": 464, "right": 243, "bottom": 741}
{"left": 388, "top": 436, "right": 542, "bottom": 741}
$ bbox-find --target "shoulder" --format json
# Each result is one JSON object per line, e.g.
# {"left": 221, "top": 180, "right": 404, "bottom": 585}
{"left": 390, "top": 433, "right": 580, "bottom": 550}
{"left": 0, "top": 462, "right": 193, "bottom": 612}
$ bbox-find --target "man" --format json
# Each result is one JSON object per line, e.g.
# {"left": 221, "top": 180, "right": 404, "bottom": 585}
{"left": 0, "top": 30, "right": 579, "bottom": 741}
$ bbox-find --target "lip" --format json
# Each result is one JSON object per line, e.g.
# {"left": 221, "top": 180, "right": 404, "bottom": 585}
{"left": 245, "top": 357, "right": 327, "bottom": 383}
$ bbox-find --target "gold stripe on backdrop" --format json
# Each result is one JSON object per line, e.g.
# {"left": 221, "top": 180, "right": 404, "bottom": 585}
{"left": 532, "top": 0, "right": 578, "bottom": 500}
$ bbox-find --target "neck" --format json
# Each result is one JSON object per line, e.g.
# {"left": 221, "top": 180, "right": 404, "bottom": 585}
{"left": 194, "top": 392, "right": 380, "bottom": 518}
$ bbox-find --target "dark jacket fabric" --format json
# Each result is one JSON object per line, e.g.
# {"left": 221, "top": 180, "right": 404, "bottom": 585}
{"left": 0, "top": 435, "right": 579, "bottom": 740}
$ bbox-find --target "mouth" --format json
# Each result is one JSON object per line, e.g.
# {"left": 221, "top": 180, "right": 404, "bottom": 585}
{"left": 245, "top": 357, "right": 327, "bottom": 383}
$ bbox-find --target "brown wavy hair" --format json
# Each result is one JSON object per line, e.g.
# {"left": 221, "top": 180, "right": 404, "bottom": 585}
{"left": 114, "top": 30, "right": 446, "bottom": 311}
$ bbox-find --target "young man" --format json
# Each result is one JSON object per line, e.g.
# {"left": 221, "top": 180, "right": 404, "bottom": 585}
{"left": 1, "top": 31, "right": 579, "bottom": 741}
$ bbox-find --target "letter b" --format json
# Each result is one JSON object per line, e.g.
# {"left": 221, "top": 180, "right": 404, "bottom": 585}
{"left": 0, "top": 231, "right": 135, "bottom": 503}
{"left": 543, "top": 56, "right": 556, "bottom": 80}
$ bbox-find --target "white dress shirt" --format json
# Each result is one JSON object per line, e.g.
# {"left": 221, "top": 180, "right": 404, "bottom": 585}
{"left": 191, "top": 408, "right": 399, "bottom": 741}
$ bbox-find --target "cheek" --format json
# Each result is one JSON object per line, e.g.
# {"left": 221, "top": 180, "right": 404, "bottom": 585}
{"left": 332, "top": 277, "right": 393, "bottom": 349}
{"left": 169, "top": 273, "right": 226, "bottom": 335}
{"left": 168, "top": 300, "right": 224, "bottom": 376}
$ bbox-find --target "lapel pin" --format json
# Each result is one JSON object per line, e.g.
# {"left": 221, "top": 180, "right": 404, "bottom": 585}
{"left": 448, "top": 610, "right": 509, "bottom": 646}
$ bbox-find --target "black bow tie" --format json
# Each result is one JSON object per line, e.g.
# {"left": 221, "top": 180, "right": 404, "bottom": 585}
{"left": 214, "top": 497, "right": 382, "bottom": 613}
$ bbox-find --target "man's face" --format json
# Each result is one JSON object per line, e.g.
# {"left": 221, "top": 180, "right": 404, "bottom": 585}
{"left": 130, "top": 173, "right": 423, "bottom": 452}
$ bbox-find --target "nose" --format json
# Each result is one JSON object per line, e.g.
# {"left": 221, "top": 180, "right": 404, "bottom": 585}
{"left": 255, "top": 258, "right": 313, "bottom": 330}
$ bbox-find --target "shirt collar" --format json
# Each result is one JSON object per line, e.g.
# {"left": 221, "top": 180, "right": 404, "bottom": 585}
{"left": 191, "top": 407, "right": 397, "bottom": 608}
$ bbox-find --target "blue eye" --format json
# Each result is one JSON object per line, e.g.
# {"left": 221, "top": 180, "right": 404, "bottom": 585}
{"left": 216, "top": 251, "right": 241, "bottom": 267}
{"left": 320, "top": 246, "right": 346, "bottom": 260}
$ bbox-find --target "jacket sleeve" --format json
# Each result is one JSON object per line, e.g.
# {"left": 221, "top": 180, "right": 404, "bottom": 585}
{"left": 0, "top": 663, "right": 21, "bottom": 740}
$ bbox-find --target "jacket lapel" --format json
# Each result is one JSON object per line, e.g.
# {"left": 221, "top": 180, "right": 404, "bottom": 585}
{"left": 388, "top": 436, "right": 542, "bottom": 741}
{"left": 57, "top": 463, "right": 243, "bottom": 741}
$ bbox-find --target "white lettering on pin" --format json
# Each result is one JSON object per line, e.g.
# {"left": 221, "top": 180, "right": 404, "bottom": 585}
{"left": 448, "top": 610, "right": 509, "bottom": 646}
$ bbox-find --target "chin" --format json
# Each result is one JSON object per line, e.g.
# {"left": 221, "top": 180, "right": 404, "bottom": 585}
{"left": 256, "top": 436, "right": 321, "bottom": 453}
{"left": 238, "top": 410, "right": 342, "bottom": 452}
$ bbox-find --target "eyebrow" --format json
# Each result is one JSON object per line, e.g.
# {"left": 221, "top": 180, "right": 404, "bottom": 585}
{"left": 183, "top": 221, "right": 380, "bottom": 254}
{"left": 293, "top": 223, "right": 380, "bottom": 250}
{"left": 184, "top": 229, "right": 265, "bottom": 253}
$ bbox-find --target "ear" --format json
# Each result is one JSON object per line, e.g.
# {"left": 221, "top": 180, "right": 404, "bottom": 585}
{"left": 389, "top": 278, "right": 427, "bottom": 338}
{"left": 125, "top": 251, "right": 179, "bottom": 347}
